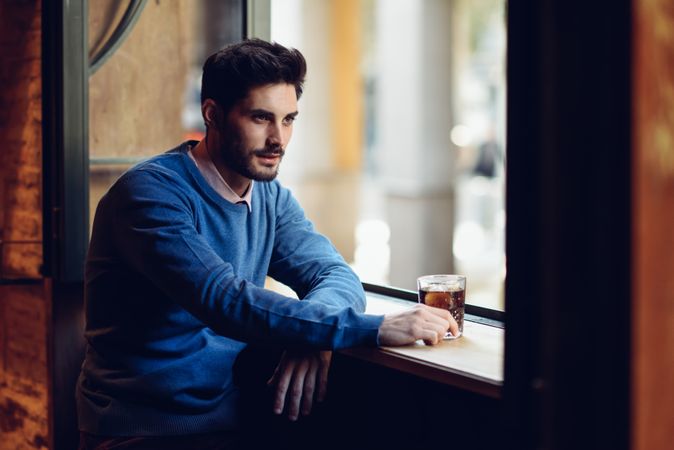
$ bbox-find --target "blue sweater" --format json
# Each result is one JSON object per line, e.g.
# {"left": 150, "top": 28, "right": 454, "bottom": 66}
{"left": 76, "top": 142, "right": 384, "bottom": 436}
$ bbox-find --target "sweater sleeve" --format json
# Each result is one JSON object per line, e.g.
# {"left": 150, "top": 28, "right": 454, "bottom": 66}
{"left": 108, "top": 169, "right": 382, "bottom": 350}
{"left": 267, "top": 184, "right": 371, "bottom": 313}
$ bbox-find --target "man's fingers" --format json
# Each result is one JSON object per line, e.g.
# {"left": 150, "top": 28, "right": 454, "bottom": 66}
{"left": 286, "top": 359, "right": 309, "bottom": 421}
{"left": 420, "top": 305, "right": 457, "bottom": 339}
{"left": 421, "top": 305, "right": 458, "bottom": 337}
{"left": 422, "top": 331, "right": 439, "bottom": 346}
{"left": 447, "top": 314, "right": 460, "bottom": 338}
{"left": 317, "top": 352, "right": 331, "bottom": 402}
{"left": 300, "top": 359, "right": 319, "bottom": 416}
{"left": 271, "top": 359, "right": 295, "bottom": 416}
{"left": 424, "top": 320, "right": 448, "bottom": 345}
{"left": 423, "top": 304, "right": 452, "bottom": 323}
{"left": 266, "top": 363, "right": 280, "bottom": 386}
{"left": 379, "top": 304, "right": 455, "bottom": 346}
{"left": 269, "top": 351, "right": 333, "bottom": 421}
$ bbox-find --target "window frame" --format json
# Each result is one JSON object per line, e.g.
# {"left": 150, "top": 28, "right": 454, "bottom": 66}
{"left": 363, "top": 282, "right": 504, "bottom": 327}
{"left": 43, "top": 0, "right": 90, "bottom": 282}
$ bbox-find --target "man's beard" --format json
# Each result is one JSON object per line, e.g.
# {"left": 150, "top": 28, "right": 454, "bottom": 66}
{"left": 220, "top": 137, "right": 285, "bottom": 182}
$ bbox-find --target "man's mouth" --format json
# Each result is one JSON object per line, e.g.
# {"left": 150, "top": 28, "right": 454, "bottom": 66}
{"left": 254, "top": 149, "right": 284, "bottom": 165}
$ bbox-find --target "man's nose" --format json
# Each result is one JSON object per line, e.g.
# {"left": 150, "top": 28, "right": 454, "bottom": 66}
{"left": 266, "top": 122, "right": 285, "bottom": 147}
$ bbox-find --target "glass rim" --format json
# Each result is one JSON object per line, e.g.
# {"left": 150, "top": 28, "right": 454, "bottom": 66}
{"left": 417, "top": 274, "right": 466, "bottom": 282}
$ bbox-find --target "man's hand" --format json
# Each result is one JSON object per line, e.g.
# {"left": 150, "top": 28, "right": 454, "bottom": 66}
{"left": 378, "top": 304, "right": 458, "bottom": 346}
{"left": 267, "top": 350, "right": 332, "bottom": 421}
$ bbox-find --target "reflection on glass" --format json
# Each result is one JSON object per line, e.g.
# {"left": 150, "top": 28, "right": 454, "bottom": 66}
{"left": 88, "top": 0, "right": 242, "bottom": 228}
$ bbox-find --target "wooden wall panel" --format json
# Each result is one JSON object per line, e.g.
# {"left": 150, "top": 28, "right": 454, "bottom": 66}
{"left": 0, "top": 1, "right": 49, "bottom": 449}
{"left": 0, "top": 284, "right": 49, "bottom": 450}
{"left": 0, "top": 0, "right": 43, "bottom": 279}
{"left": 633, "top": 0, "right": 674, "bottom": 449}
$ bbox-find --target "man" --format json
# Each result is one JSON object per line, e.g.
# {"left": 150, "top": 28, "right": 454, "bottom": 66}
{"left": 77, "top": 39, "right": 456, "bottom": 449}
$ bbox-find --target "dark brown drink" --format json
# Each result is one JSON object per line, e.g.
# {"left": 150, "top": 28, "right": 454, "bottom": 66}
{"left": 419, "top": 288, "right": 465, "bottom": 335}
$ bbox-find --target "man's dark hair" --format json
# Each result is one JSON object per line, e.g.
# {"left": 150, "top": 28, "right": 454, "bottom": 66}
{"left": 201, "top": 38, "right": 307, "bottom": 115}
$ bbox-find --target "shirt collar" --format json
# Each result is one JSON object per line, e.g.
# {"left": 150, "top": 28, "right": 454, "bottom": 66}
{"left": 187, "top": 143, "right": 253, "bottom": 212}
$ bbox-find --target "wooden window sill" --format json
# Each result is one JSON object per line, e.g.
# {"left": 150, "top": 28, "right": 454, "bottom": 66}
{"left": 340, "top": 292, "right": 504, "bottom": 398}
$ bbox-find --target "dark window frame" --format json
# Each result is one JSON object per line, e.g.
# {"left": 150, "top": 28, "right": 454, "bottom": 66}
{"left": 504, "top": 1, "right": 632, "bottom": 449}
{"left": 363, "top": 282, "right": 504, "bottom": 327}
{"left": 43, "top": 0, "right": 89, "bottom": 283}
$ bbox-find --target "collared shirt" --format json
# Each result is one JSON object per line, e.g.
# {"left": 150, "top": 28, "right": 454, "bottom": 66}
{"left": 187, "top": 144, "right": 253, "bottom": 212}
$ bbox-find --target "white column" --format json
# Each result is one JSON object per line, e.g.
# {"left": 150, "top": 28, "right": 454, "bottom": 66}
{"left": 374, "top": 0, "right": 456, "bottom": 289}
{"left": 271, "top": 0, "right": 357, "bottom": 261}
{"left": 272, "top": 0, "right": 333, "bottom": 180}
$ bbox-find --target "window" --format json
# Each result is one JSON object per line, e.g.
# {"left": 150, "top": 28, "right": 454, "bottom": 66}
{"left": 267, "top": 0, "right": 506, "bottom": 310}
{"left": 86, "top": 0, "right": 506, "bottom": 311}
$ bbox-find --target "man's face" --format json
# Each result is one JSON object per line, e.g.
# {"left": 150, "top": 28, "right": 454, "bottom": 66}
{"left": 218, "top": 83, "right": 298, "bottom": 182}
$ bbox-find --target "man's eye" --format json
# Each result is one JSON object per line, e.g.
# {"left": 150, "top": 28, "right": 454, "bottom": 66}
{"left": 283, "top": 116, "right": 296, "bottom": 125}
{"left": 252, "top": 114, "right": 269, "bottom": 122}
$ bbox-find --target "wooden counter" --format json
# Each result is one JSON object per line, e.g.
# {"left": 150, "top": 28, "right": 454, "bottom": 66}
{"left": 340, "top": 292, "right": 504, "bottom": 398}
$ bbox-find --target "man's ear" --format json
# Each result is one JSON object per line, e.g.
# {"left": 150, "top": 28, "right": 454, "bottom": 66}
{"left": 202, "top": 99, "right": 221, "bottom": 129}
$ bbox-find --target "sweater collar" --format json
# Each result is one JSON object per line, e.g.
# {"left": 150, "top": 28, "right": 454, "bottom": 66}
{"left": 186, "top": 142, "right": 253, "bottom": 212}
